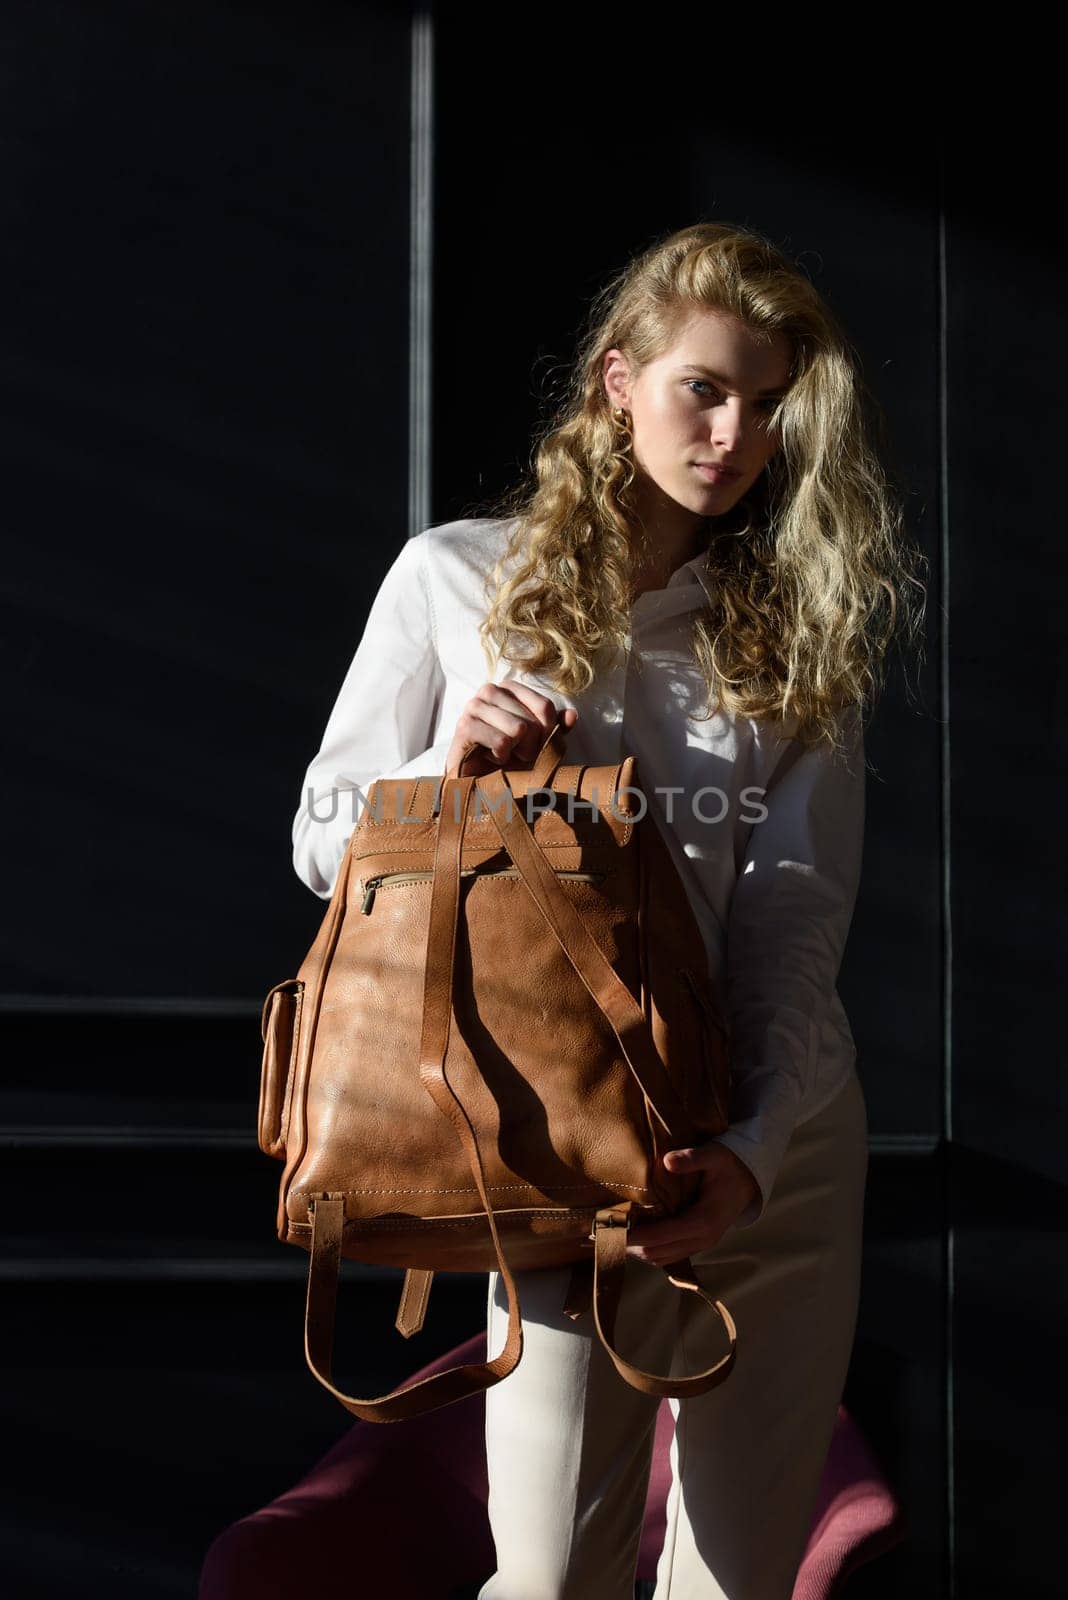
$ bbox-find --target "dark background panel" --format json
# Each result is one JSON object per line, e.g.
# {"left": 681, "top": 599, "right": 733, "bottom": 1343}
{"left": 846, "top": 1150, "right": 950, "bottom": 1597}
{"left": 0, "top": 1271, "right": 485, "bottom": 1599}
{"left": 944, "top": 152, "right": 1063, "bottom": 1186}
{"left": 951, "top": 1148, "right": 1066, "bottom": 1597}
{"left": 945, "top": 124, "right": 1067, "bottom": 1598}
{"left": 0, "top": 0, "right": 412, "bottom": 1002}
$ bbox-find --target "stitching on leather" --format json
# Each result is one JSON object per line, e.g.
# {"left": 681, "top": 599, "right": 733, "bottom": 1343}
{"left": 356, "top": 808, "right": 633, "bottom": 840}
{"left": 288, "top": 1208, "right": 624, "bottom": 1231}
{"left": 351, "top": 844, "right": 621, "bottom": 859}
{"left": 276, "top": 985, "right": 303, "bottom": 1150}
{"left": 292, "top": 1182, "right": 652, "bottom": 1196}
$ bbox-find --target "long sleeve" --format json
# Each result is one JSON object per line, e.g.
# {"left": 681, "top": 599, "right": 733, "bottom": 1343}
{"left": 708, "top": 702, "right": 867, "bottom": 1228}
{"left": 291, "top": 531, "right": 448, "bottom": 899}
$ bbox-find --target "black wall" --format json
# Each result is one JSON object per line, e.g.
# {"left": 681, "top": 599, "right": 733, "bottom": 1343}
{"left": 1, "top": 6, "right": 1061, "bottom": 1596}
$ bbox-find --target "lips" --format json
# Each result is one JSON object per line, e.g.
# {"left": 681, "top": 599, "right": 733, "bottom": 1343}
{"left": 695, "top": 462, "right": 740, "bottom": 478}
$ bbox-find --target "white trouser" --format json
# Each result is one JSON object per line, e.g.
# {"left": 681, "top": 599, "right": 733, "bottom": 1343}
{"left": 477, "top": 1069, "right": 869, "bottom": 1600}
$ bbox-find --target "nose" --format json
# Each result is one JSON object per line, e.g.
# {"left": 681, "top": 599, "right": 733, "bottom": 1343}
{"left": 710, "top": 399, "right": 747, "bottom": 453}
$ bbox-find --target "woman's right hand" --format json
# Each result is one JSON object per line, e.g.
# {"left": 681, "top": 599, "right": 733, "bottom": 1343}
{"left": 444, "top": 679, "right": 579, "bottom": 778}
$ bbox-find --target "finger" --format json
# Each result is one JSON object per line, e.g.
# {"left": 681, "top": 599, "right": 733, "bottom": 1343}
{"left": 467, "top": 696, "right": 542, "bottom": 760}
{"left": 461, "top": 703, "right": 541, "bottom": 763}
{"left": 662, "top": 1146, "right": 697, "bottom": 1171}
{"left": 495, "top": 680, "right": 562, "bottom": 730}
{"left": 627, "top": 1204, "right": 723, "bottom": 1249}
{"left": 628, "top": 1233, "right": 721, "bottom": 1263}
{"left": 494, "top": 682, "right": 573, "bottom": 751}
{"left": 628, "top": 1227, "right": 712, "bottom": 1255}
{"left": 662, "top": 1146, "right": 735, "bottom": 1177}
{"left": 628, "top": 1246, "right": 699, "bottom": 1268}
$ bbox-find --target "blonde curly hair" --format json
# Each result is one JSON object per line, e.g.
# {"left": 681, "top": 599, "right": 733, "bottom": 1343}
{"left": 464, "top": 220, "right": 927, "bottom": 751}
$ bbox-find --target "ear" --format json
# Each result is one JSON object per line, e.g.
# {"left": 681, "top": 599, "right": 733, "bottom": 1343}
{"left": 602, "top": 347, "right": 631, "bottom": 411}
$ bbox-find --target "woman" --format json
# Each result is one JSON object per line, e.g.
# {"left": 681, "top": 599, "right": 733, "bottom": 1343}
{"left": 292, "top": 221, "right": 925, "bottom": 1599}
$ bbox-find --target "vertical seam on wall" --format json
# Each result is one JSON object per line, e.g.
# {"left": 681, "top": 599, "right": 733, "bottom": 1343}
{"left": 937, "top": 133, "right": 956, "bottom": 1600}
{"left": 408, "top": 7, "right": 434, "bottom": 541}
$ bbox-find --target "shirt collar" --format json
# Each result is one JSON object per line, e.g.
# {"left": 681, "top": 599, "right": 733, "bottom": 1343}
{"left": 664, "top": 547, "right": 716, "bottom": 609}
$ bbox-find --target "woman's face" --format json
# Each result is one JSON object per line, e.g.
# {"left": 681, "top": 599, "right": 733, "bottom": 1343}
{"left": 603, "top": 308, "right": 794, "bottom": 526}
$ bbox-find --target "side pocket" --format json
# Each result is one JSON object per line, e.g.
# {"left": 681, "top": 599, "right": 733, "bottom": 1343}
{"left": 258, "top": 978, "right": 304, "bottom": 1160}
{"left": 679, "top": 968, "right": 732, "bottom": 1136}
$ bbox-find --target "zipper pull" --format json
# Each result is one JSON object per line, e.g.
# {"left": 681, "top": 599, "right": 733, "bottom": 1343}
{"left": 360, "top": 878, "right": 379, "bottom": 915}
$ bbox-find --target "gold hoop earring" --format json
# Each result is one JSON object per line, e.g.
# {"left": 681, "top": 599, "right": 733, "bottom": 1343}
{"left": 611, "top": 406, "right": 632, "bottom": 439}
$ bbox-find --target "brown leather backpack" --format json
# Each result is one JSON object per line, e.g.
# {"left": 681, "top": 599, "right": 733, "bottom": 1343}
{"left": 258, "top": 715, "right": 738, "bottom": 1422}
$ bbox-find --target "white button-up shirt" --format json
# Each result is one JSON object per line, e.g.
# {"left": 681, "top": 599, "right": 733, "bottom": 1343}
{"left": 292, "top": 517, "right": 866, "bottom": 1228}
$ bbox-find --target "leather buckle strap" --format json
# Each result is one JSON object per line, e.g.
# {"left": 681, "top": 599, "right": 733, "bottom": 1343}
{"left": 589, "top": 1203, "right": 631, "bottom": 1242}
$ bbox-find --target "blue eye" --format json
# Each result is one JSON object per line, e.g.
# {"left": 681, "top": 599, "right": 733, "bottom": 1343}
{"left": 687, "top": 380, "right": 781, "bottom": 412}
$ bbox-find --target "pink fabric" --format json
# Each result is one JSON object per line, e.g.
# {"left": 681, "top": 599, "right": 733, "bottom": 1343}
{"left": 792, "top": 1404, "right": 906, "bottom": 1597}
{"left": 199, "top": 1333, "right": 904, "bottom": 1598}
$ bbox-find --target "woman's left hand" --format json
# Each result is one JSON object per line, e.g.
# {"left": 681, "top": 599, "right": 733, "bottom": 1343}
{"left": 620, "top": 1143, "right": 761, "bottom": 1266}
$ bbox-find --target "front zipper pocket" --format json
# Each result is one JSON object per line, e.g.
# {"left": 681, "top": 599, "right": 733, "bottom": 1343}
{"left": 358, "top": 866, "right": 606, "bottom": 915}
{"left": 258, "top": 978, "right": 304, "bottom": 1160}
